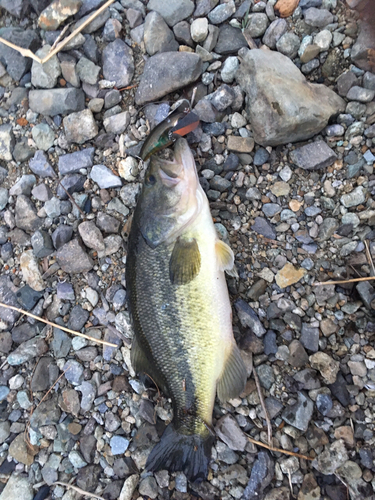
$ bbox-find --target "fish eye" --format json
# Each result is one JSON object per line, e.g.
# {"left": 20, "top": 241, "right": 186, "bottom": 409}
{"left": 146, "top": 174, "right": 156, "bottom": 186}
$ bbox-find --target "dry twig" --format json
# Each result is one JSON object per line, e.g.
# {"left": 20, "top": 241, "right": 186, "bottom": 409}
{"left": 313, "top": 276, "right": 375, "bottom": 286}
{"left": 0, "top": 0, "right": 116, "bottom": 65}
{"left": 253, "top": 367, "right": 272, "bottom": 447}
{"left": 58, "top": 180, "right": 86, "bottom": 218}
{"left": 53, "top": 481, "right": 106, "bottom": 500}
{"left": 49, "top": 22, "right": 72, "bottom": 52}
{"left": 246, "top": 435, "right": 314, "bottom": 461}
{"left": 0, "top": 301, "right": 117, "bottom": 347}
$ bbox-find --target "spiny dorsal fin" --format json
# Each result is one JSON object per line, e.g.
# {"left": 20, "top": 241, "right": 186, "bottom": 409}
{"left": 215, "top": 240, "right": 235, "bottom": 273}
{"left": 169, "top": 237, "right": 201, "bottom": 285}
{"left": 217, "top": 345, "right": 247, "bottom": 403}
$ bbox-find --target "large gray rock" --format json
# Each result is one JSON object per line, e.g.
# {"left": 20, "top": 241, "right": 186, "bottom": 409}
{"left": 0, "top": 473, "right": 33, "bottom": 500}
{"left": 29, "top": 88, "right": 85, "bottom": 116}
{"left": 236, "top": 48, "right": 345, "bottom": 146}
{"left": 351, "top": 21, "right": 375, "bottom": 72}
{"left": 0, "top": 28, "right": 40, "bottom": 81}
{"left": 135, "top": 52, "right": 202, "bottom": 105}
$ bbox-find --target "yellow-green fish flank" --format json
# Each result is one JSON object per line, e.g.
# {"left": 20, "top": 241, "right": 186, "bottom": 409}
{"left": 126, "top": 138, "right": 247, "bottom": 482}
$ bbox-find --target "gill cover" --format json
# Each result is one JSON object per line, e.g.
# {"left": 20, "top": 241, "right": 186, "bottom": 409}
{"left": 138, "top": 139, "right": 202, "bottom": 249}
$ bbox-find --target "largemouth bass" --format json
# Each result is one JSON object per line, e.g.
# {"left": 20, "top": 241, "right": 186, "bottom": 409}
{"left": 126, "top": 138, "right": 247, "bottom": 482}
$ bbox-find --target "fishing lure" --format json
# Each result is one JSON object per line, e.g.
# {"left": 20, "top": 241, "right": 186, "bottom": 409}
{"left": 140, "top": 99, "right": 200, "bottom": 161}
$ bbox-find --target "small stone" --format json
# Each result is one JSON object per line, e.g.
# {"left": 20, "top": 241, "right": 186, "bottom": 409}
{"left": 304, "top": 7, "right": 334, "bottom": 27}
{"left": 215, "top": 414, "right": 247, "bottom": 451}
{"left": 148, "top": 0, "right": 194, "bottom": 27}
{"left": 275, "top": 263, "right": 306, "bottom": 288}
{"left": 334, "top": 426, "right": 355, "bottom": 448}
{"left": 221, "top": 56, "right": 239, "bottom": 83}
{"left": 78, "top": 221, "right": 105, "bottom": 252}
{"left": 110, "top": 435, "right": 130, "bottom": 455}
{"left": 29, "top": 150, "right": 56, "bottom": 178}
{"left": 263, "top": 18, "right": 287, "bottom": 49}
{"left": 139, "top": 476, "right": 158, "bottom": 499}
{"left": 276, "top": 32, "right": 301, "bottom": 59}
{"left": 20, "top": 250, "right": 45, "bottom": 291}
{"left": 282, "top": 392, "right": 314, "bottom": 432}
{"left": 234, "top": 298, "right": 266, "bottom": 337}
{"left": 227, "top": 136, "right": 254, "bottom": 153}
{"left": 103, "top": 39, "right": 134, "bottom": 89}
{"left": 119, "top": 474, "right": 139, "bottom": 500}
{"left": 290, "top": 140, "right": 337, "bottom": 170}
{"left": 316, "top": 393, "right": 333, "bottom": 416}
{"left": 208, "top": 0, "right": 235, "bottom": 24}
{"left": 245, "top": 13, "right": 269, "bottom": 38}
{"left": 63, "top": 109, "right": 98, "bottom": 144}
{"left": 340, "top": 186, "right": 365, "bottom": 208}
{"left": 32, "top": 123, "right": 55, "bottom": 151}
{"left": 103, "top": 111, "right": 130, "bottom": 135}
{"left": 44, "top": 197, "right": 61, "bottom": 218}
{"left": 289, "top": 340, "right": 309, "bottom": 367}
{"left": 31, "top": 45, "right": 61, "bottom": 89}
{"left": 58, "top": 148, "right": 94, "bottom": 175}
{"left": 56, "top": 239, "right": 94, "bottom": 273}
{"left": 39, "top": 0, "right": 82, "bottom": 31}
{"left": 314, "top": 29, "right": 332, "bottom": 51}
{"left": 91, "top": 165, "right": 122, "bottom": 189}
{"left": 52, "top": 225, "right": 73, "bottom": 250}
{"left": 314, "top": 440, "right": 348, "bottom": 475}
{"left": 7, "top": 337, "right": 48, "bottom": 365}
{"left": 310, "top": 352, "right": 340, "bottom": 384}
{"left": 0, "top": 124, "right": 15, "bottom": 161}
{"left": 76, "top": 57, "right": 100, "bottom": 85}
{"left": 346, "top": 85, "right": 375, "bottom": 103}
{"left": 191, "top": 18, "right": 208, "bottom": 43}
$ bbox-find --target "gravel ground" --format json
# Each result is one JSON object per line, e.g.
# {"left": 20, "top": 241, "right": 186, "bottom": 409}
{"left": 0, "top": 0, "right": 375, "bottom": 499}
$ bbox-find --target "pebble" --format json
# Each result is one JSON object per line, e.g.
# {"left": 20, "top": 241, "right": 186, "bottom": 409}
{"left": 110, "top": 435, "right": 130, "bottom": 455}
{"left": 290, "top": 140, "right": 337, "bottom": 170}
{"left": 29, "top": 88, "right": 85, "bottom": 116}
{"left": 215, "top": 414, "right": 247, "bottom": 451}
{"left": 63, "top": 109, "right": 98, "bottom": 144}
{"left": 310, "top": 352, "right": 340, "bottom": 384}
{"left": 340, "top": 186, "right": 365, "bottom": 207}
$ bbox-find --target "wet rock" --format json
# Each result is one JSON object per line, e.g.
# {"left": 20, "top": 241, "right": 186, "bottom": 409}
{"left": 38, "top": 0, "right": 82, "bottom": 30}
{"left": 102, "top": 39, "right": 134, "bottom": 89}
{"left": 144, "top": 12, "right": 179, "bottom": 56}
{"left": 29, "top": 88, "right": 85, "bottom": 116}
{"left": 135, "top": 52, "right": 202, "bottom": 105}
{"left": 56, "top": 239, "right": 94, "bottom": 273}
{"left": 63, "top": 109, "right": 98, "bottom": 144}
{"left": 282, "top": 392, "right": 314, "bottom": 432}
{"left": 290, "top": 140, "right": 337, "bottom": 170}
{"left": 7, "top": 336, "right": 48, "bottom": 365}
{"left": 215, "top": 414, "right": 247, "bottom": 451}
{"left": 236, "top": 48, "right": 345, "bottom": 146}
{"left": 29, "top": 150, "right": 56, "bottom": 178}
{"left": 148, "top": 0, "right": 194, "bottom": 27}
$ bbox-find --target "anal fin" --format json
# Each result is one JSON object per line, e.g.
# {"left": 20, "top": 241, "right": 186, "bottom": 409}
{"left": 131, "top": 335, "right": 167, "bottom": 394}
{"left": 217, "top": 345, "right": 247, "bottom": 403}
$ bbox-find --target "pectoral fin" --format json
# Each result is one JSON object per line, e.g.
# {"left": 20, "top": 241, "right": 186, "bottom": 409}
{"left": 217, "top": 345, "right": 247, "bottom": 403}
{"left": 169, "top": 237, "right": 201, "bottom": 285}
{"left": 215, "top": 240, "right": 237, "bottom": 276}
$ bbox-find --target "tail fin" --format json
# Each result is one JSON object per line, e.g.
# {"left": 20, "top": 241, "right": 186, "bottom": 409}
{"left": 146, "top": 423, "right": 214, "bottom": 483}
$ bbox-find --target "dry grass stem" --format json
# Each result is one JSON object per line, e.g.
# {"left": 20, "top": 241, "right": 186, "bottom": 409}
{"left": 246, "top": 435, "right": 314, "bottom": 461}
{"left": 0, "top": 301, "right": 117, "bottom": 347}
{"left": 0, "top": 37, "right": 42, "bottom": 62}
{"left": 58, "top": 180, "right": 86, "bottom": 218}
{"left": 0, "top": 0, "right": 116, "bottom": 65}
{"left": 53, "top": 481, "right": 106, "bottom": 500}
{"left": 365, "top": 240, "right": 375, "bottom": 276}
{"left": 253, "top": 367, "right": 272, "bottom": 447}
{"left": 314, "top": 276, "right": 375, "bottom": 286}
{"left": 49, "top": 22, "right": 72, "bottom": 52}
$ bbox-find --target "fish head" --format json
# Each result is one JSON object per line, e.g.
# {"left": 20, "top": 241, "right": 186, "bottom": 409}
{"left": 137, "top": 138, "right": 205, "bottom": 248}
